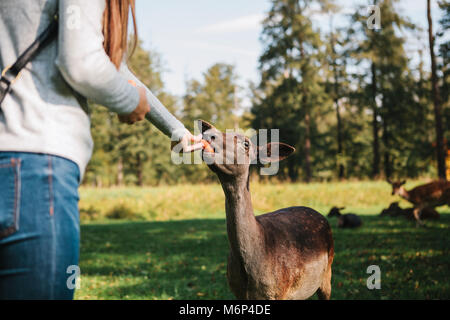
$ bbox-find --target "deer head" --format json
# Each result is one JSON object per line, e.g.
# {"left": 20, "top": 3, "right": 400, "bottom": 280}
{"left": 328, "top": 207, "right": 345, "bottom": 217}
{"left": 197, "top": 120, "right": 295, "bottom": 179}
{"left": 387, "top": 179, "right": 406, "bottom": 196}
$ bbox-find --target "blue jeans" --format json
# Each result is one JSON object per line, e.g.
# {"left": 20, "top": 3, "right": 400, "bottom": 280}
{"left": 0, "top": 152, "right": 80, "bottom": 299}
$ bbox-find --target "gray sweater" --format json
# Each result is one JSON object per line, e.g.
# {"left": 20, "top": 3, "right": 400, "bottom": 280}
{"left": 0, "top": 0, "right": 187, "bottom": 179}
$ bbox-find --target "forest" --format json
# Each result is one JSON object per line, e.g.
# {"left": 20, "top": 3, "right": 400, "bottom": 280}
{"left": 83, "top": 0, "right": 449, "bottom": 186}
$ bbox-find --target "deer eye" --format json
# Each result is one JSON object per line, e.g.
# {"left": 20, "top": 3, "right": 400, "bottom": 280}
{"left": 243, "top": 141, "right": 250, "bottom": 149}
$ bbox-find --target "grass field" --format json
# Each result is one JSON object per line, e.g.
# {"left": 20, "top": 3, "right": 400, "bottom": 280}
{"left": 75, "top": 181, "right": 450, "bottom": 300}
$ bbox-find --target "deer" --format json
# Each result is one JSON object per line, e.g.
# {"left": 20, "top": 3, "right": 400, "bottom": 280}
{"left": 380, "top": 202, "right": 404, "bottom": 217}
{"left": 197, "top": 120, "right": 334, "bottom": 300}
{"left": 327, "top": 207, "right": 362, "bottom": 229}
{"left": 380, "top": 202, "right": 440, "bottom": 220}
{"left": 402, "top": 207, "right": 440, "bottom": 221}
{"left": 387, "top": 179, "right": 450, "bottom": 225}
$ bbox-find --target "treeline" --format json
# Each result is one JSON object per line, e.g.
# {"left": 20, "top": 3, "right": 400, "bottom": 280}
{"left": 83, "top": 0, "right": 449, "bottom": 186}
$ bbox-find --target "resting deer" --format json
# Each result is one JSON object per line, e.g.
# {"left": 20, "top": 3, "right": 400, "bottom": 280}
{"left": 327, "top": 207, "right": 362, "bottom": 229}
{"left": 380, "top": 202, "right": 404, "bottom": 217}
{"left": 380, "top": 202, "right": 440, "bottom": 220}
{"left": 198, "top": 120, "right": 334, "bottom": 300}
{"left": 387, "top": 179, "right": 450, "bottom": 225}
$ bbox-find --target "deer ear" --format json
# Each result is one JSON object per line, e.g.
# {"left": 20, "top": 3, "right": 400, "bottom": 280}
{"left": 196, "top": 119, "right": 216, "bottom": 134}
{"left": 258, "top": 143, "right": 295, "bottom": 164}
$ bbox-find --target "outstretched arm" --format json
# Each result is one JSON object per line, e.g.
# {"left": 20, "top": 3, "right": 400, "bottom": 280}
{"left": 120, "top": 64, "right": 203, "bottom": 151}
{"left": 119, "top": 64, "right": 187, "bottom": 142}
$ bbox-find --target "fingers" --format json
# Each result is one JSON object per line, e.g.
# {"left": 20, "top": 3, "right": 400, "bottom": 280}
{"left": 118, "top": 114, "right": 134, "bottom": 124}
{"left": 190, "top": 134, "right": 203, "bottom": 143}
{"left": 118, "top": 86, "right": 150, "bottom": 125}
{"left": 118, "top": 112, "right": 146, "bottom": 124}
{"left": 184, "top": 142, "right": 204, "bottom": 153}
{"left": 181, "top": 133, "right": 203, "bottom": 152}
{"left": 171, "top": 132, "right": 206, "bottom": 153}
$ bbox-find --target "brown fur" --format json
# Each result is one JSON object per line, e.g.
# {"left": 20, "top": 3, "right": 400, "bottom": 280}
{"left": 388, "top": 180, "right": 450, "bottom": 224}
{"left": 199, "top": 120, "right": 334, "bottom": 300}
{"left": 255, "top": 207, "right": 334, "bottom": 299}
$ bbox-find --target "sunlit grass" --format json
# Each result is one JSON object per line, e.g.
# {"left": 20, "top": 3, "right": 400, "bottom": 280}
{"left": 79, "top": 180, "right": 431, "bottom": 222}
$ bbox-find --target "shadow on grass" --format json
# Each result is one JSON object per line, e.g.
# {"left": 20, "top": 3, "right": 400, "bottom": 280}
{"left": 77, "top": 212, "right": 450, "bottom": 300}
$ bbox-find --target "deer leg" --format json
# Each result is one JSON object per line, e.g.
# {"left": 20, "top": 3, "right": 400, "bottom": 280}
{"left": 413, "top": 207, "right": 424, "bottom": 227}
{"left": 316, "top": 264, "right": 332, "bottom": 300}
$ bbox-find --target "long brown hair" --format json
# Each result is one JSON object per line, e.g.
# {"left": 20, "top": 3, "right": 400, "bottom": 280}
{"left": 102, "top": 0, "right": 138, "bottom": 69}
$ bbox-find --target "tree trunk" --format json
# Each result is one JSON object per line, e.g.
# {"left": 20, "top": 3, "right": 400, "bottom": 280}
{"left": 287, "top": 157, "right": 298, "bottom": 182}
{"left": 117, "top": 157, "right": 124, "bottom": 186}
{"left": 304, "top": 110, "right": 312, "bottom": 183}
{"left": 95, "top": 176, "right": 103, "bottom": 188}
{"left": 299, "top": 38, "right": 312, "bottom": 183}
{"left": 371, "top": 62, "right": 381, "bottom": 179}
{"left": 427, "top": 0, "right": 447, "bottom": 179}
{"left": 331, "top": 35, "right": 344, "bottom": 179}
{"left": 137, "top": 153, "right": 143, "bottom": 186}
{"left": 382, "top": 94, "right": 391, "bottom": 180}
{"left": 336, "top": 99, "right": 344, "bottom": 179}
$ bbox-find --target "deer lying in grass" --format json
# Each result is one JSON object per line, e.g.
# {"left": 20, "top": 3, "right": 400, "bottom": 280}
{"left": 198, "top": 120, "right": 334, "bottom": 300}
{"left": 327, "top": 207, "right": 362, "bottom": 228}
{"left": 380, "top": 202, "right": 404, "bottom": 217}
{"left": 380, "top": 202, "right": 439, "bottom": 220}
{"left": 388, "top": 179, "right": 450, "bottom": 225}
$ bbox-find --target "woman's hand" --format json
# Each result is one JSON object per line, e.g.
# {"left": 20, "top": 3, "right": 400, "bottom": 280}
{"left": 171, "top": 131, "right": 204, "bottom": 153}
{"left": 118, "top": 86, "right": 150, "bottom": 124}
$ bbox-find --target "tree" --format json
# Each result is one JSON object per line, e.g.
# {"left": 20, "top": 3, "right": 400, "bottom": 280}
{"left": 322, "top": 0, "right": 350, "bottom": 179}
{"left": 438, "top": 2, "right": 450, "bottom": 173}
{"left": 428, "top": 0, "right": 447, "bottom": 179}
{"left": 181, "top": 63, "right": 242, "bottom": 183}
{"left": 255, "top": 0, "right": 331, "bottom": 182}
{"left": 349, "top": 0, "right": 423, "bottom": 179}
{"left": 183, "top": 63, "right": 240, "bottom": 131}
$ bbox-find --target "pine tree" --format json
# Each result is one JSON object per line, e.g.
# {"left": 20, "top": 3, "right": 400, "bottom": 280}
{"left": 428, "top": 0, "right": 447, "bottom": 179}
{"left": 349, "top": 0, "right": 424, "bottom": 179}
{"left": 255, "top": 0, "right": 330, "bottom": 182}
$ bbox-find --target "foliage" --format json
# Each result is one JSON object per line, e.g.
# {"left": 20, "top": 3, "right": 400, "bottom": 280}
{"left": 252, "top": 0, "right": 332, "bottom": 182}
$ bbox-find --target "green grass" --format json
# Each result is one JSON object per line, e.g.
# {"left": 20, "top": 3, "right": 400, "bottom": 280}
{"left": 75, "top": 181, "right": 450, "bottom": 300}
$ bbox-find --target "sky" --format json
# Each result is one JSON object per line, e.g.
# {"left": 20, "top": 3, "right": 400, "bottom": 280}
{"left": 134, "top": 0, "right": 445, "bottom": 98}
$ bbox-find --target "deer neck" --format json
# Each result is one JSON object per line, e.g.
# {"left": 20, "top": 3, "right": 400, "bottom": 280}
{"left": 398, "top": 187, "right": 410, "bottom": 201}
{"left": 219, "top": 174, "right": 262, "bottom": 262}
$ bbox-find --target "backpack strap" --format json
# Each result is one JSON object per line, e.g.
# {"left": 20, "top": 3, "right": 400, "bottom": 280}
{"left": 0, "top": 15, "right": 58, "bottom": 106}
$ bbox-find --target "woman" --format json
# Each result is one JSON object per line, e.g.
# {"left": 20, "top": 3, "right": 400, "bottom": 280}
{"left": 0, "top": 0, "right": 202, "bottom": 299}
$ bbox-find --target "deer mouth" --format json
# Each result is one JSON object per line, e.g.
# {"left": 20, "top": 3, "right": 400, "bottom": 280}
{"left": 201, "top": 134, "right": 217, "bottom": 154}
{"left": 201, "top": 139, "right": 216, "bottom": 164}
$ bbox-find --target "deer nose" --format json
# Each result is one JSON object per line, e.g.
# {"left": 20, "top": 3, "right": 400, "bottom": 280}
{"left": 203, "top": 132, "right": 216, "bottom": 144}
{"left": 201, "top": 133, "right": 217, "bottom": 153}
